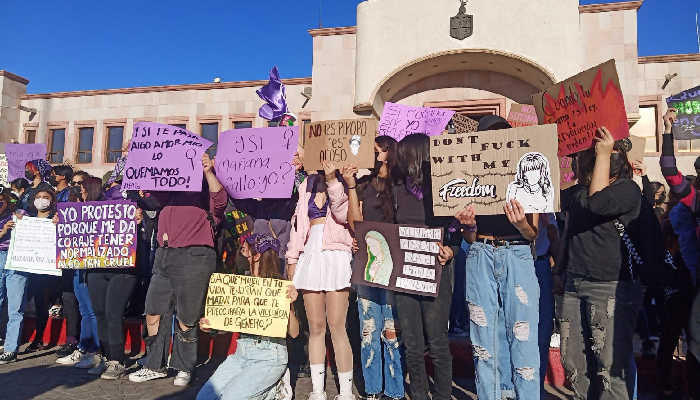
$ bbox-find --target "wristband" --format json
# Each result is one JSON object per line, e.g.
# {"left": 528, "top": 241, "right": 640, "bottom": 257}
{"left": 462, "top": 224, "right": 477, "bottom": 233}
{"left": 348, "top": 186, "right": 356, "bottom": 190}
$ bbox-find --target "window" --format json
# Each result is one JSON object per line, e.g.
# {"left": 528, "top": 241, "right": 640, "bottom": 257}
{"left": 106, "top": 126, "right": 124, "bottom": 163}
{"left": 267, "top": 120, "right": 278, "bottom": 128}
{"left": 49, "top": 129, "right": 66, "bottom": 164}
{"left": 171, "top": 124, "right": 187, "bottom": 130}
{"left": 233, "top": 121, "right": 253, "bottom": 129}
{"left": 77, "top": 127, "right": 94, "bottom": 164}
{"left": 629, "top": 105, "right": 659, "bottom": 153}
{"left": 201, "top": 123, "right": 219, "bottom": 157}
{"left": 25, "top": 130, "right": 36, "bottom": 144}
{"left": 301, "top": 119, "right": 311, "bottom": 146}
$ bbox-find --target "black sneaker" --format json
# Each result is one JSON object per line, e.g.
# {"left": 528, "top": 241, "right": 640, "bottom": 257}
{"left": 25, "top": 341, "right": 45, "bottom": 353}
{"left": 56, "top": 343, "right": 77, "bottom": 358}
{"left": 0, "top": 352, "right": 17, "bottom": 364}
{"left": 298, "top": 365, "right": 311, "bottom": 378}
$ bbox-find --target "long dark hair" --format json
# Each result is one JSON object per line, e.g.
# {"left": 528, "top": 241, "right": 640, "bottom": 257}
{"left": 34, "top": 188, "right": 57, "bottom": 216}
{"left": 396, "top": 133, "right": 430, "bottom": 191}
{"left": 359, "top": 136, "right": 398, "bottom": 221}
{"left": 82, "top": 177, "right": 106, "bottom": 202}
{"left": 248, "top": 243, "right": 282, "bottom": 280}
{"left": 575, "top": 140, "right": 633, "bottom": 185}
{"left": 0, "top": 188, "right": 15, "bottom": 217}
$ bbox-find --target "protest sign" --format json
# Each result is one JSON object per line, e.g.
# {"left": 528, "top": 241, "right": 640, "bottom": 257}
{"left": 452, "top": 114, "right": 479, "bottom": 134}
{"left": 204, "top": 273, "right": 291, "bottom": 338}
{"left": 216, "top": 126, "right": 298, "bottom": 199}
{"left": 122, "top": 122, "right": 212, "bottom": 192}
{"left": 430, "top": 124, "right": 560, "bottom": 215}
{"left": 559, "top": 157, "right": 577, "bottom": 190}
{"left": 56, "top": 200, "right": 137, "bottom": 269}
{"left": 378, "top": 102, "right": 455, "bottom": 142}
{"left": 4, "top": 143, "right": 47, "bottom": 182}
{"left": 533, "top": 60, "right": 629, "bottom": 156}
{"left": 350, "top": 221, "right": 444, "bottom": 297}
{"left": 6, "top": 216, "right": 59, "bottom": 276}
{"left": 507, "top": 104, "right": 538, "bottom": 127}
{"left": 303, "top": 119, "right": 376, "bottom": 171}
{"left": 666, "top": 85, "right": 700, "bottom": 140}
{"left": 0, "top": 154, "right": 8, "bottom": 186}
{"left": 221, "top": 210, "right": 253, "bottom": 274}
{"left": 623, "top": 135, "right": 647, "bottom": 165}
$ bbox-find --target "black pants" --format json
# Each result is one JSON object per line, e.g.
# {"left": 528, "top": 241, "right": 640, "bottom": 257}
{"left": 395, "top": 262, "right": 453, "bottom": 400}
{"left": 655, "top": 287, "right": 692, "bottom": 392}
{"left": 28, "top": 274, "right": 61, "bottom": 342}
{"left": 87, "top": 272, "right": 136, "bottom": 364}
{"left": 686, "top": 287, "right": 700, "bottom": 399}
{"left": 61, "top": 270, "right": 80, "bottom": 341}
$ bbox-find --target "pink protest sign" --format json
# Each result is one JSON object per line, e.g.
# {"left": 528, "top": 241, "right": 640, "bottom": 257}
{"left": 5, "top": 143, "right": 47, "bottom": 181}
{"left": 122, "top": 122, "right": 212, "bottom": 192}
{"left": 216, "top": 126, "right": 299, "bottom": 199}
{"left": 378, "top": 102, "right": 455, "bottom": 142}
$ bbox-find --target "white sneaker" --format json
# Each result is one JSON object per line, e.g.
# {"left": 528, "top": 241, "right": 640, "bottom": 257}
{"left": 87, "top": 357, "right": 108, "bottom": 375}
{"left": 129, "top": 367, "right": 168, "bottom": 383}
{"left": 136, "top": 355, "right": 149, "bottom": 366}
{"left": 75, "top": 353, "right": 102, "bottom": 369}
{"left": 334, "top": 394, "right": 356, "bottom": 400}
{"left": 550, "top": 333, "right": 561, "bottom": 348}
{"left": 308, "top": 391, "right": 327, "bottom": 400}
{"left": 56, "top": 349, "right": 88, "bottom": 365}
{"left": 174, "top": 370, "right": 191, "bottom": 387}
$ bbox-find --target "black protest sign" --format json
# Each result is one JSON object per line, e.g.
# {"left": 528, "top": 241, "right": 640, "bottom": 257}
{"left": 667, "top": 85, "right": 700, "bottom": 140}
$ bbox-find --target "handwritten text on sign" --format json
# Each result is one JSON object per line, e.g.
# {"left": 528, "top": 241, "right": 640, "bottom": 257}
{"left": 533, "top": 60, "right": 629, "bottom": 157}
{"left": 667, "top": 84, "right": 700, "bottom": 140}
{"left": 216, "top": 126, "right": 298, "bottom": 199}
{"left": 379, "top": 102, "right": 455, "bottom": 142}
{"left": 56, "top": 200, "right": 137, "bottom": 269}
{"left": 122, "top": 122, "right": 212, "bottom": 192}
{"left": 304, "top": 119, "right": 376, "bottom": 171}
{"left": 205, "top": 274, "right": 291, "bottom": 338}
{"left": 507, "top": 104, "right": 538, "bottom": 128}
{"left": 6, "top": 216, "right": 59, "bottom": 276}
{"left": 4, "top": 143, "right": 47, "bottom": 182}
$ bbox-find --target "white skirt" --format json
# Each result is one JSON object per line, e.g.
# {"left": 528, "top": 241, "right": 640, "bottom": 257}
{"left": 293, "top": 225, "right": 352, "bottom": 291}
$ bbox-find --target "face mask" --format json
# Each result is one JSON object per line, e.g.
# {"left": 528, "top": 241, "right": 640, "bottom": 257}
{"left": 11, "top": 191, "right": 19, "bottom": 198}
{"left": 372, "top": 158, "right": 384, "bottom": 173}
{"left": 655, "top": 192, "right": 667, "bottom": 205}
{"left": 34, "top": 198, "right": 51, "bottom": 211}
{"left": 609, "top": 153, "right": 626, "bottom": 178}
{"left": 25, "top": 171, "right": 36, "bottom": 181}
{"left": 48, "top": 176, "right": 58, "bottom": 187}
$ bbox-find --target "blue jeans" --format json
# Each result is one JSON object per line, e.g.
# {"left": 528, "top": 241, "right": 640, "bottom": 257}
{"left": 535, "top": 258, "right": 555, "bottom": 400}
{"left": 73, "top": 270, "right": 100, "bottom": 353}
{"left": 197, "top": 338, "right": 288, "bottom": 400}
{"left": 0, "top": 251, "right": 29, "bottom": 353}
{"left": 450, "top": 240, "right": 471, "bottom": 331}
{"left": 466, "top": 242, "right": 540, "bottom": 400}
{"left": 357, "top": 285, "right": 404, "bottom": 399}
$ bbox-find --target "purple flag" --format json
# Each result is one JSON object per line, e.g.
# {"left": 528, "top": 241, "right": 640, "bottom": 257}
{"left": 5, "top": 143, "right": 47, "bottom": 182}
{"left": 257, "top": 66, "right": 289, "bottom": 122}
{"left": 378, "top": 102, "right": 455, "bottom": 142}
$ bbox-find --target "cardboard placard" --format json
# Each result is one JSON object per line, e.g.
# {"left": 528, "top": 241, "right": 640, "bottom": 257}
{"left": 216, "top": 126, "right": 298, "bottom": 199}
{"left": 533, "top": 60, "right": 629, "bottom": 156}
{"left": 204, "top": 273, "right": 291, "bottom": 338}
{"left": 452, "top": 114, "right": 479, "bottom": 134}
{"left": 558, "top": 157, "right": 577, "bottom": 190}
{"left": 0, "top": 154, "right": 8, "bottom": 187}
{"left": 6, "top": 216, "right": 59, "bottom": 276}
{"left": 624, "top": 135, "right": 647, "bottom": 164}
{"left": 4, "top": 143, "right": 47, "bottom": 182}
{"left": 350, "top": 221, "right": 443, "bottom": 297}
{"left": 303, "top": 119, "right": 377, "bottom": 171}
{"left": 507, "top": 104, "right": 538, "bottom": 127}
{"left": 123, "top": 122, "right": 212, "bottom": 192}
{"left": 666, "top": 85, "right": 700, "bottom": 140}
{"left": 56, "top": 200, "right": 138, "bottom": 269}
{"left": 379, "top": 102, "right": 455, "bottom": 142}
{"left": 430, "top": 124, "right": 561, "bottom": 216}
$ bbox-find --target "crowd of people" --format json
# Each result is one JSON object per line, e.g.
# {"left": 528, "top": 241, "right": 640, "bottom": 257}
{"left": 0, "top": 107, "right": 697, "bottom": 400}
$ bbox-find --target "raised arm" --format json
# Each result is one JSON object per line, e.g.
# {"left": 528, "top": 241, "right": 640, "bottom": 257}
{"left": 660, "top": 108, "right": 700, "bottom": 214}
{"left": 342, "top": 166, "right": 362, "bottom": 232}
{"left": 323, "top": 161, "right": 349, "bottom": 225}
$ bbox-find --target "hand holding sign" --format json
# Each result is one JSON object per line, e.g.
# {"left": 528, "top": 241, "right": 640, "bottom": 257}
{"left": 664, "top": 108, "right": 678, "bottom": 133}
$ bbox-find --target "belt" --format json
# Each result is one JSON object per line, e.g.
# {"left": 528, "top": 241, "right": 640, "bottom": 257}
{"left": 481, "top": 238, "right": 530, "bottom": 247}
{"left": 536, "top": 254, "right": 549, "bottom": 261}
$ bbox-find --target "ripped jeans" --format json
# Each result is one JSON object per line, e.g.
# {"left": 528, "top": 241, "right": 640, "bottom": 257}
{"left": 560, "top": 275, "right": 643, "bottom": 400}
{"left": 465, "top": 242, "right": 540, "bottom": 400}
{"left": 357, "top": 286, "right": 404, "bottom": 399}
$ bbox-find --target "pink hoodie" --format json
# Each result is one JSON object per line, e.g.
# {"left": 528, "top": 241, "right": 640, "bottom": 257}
{"left": 285, "top": 177, "right": 353, "bottom": 264}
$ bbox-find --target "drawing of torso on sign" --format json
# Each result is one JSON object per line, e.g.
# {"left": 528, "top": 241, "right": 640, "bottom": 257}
{"left": 364, "top": 230, "right": 393, "bottom": 287}
{"left": 505, "top": 152, "right": 554, "bottom": 213}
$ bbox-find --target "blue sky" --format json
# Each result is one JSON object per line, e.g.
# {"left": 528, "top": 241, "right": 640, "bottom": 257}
{"left": 0, "top": 0, "right": 698, "bottom": 94}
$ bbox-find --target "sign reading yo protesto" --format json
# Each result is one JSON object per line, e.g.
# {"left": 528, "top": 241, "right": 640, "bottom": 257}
{"left": 57, "top": 200, "right": 138, "bottom": 269}
{"left": 303, "top": 119, "right": 376, "bottom": 171}
{"left": 533, "top": 59, "right": 629, "bottom": 156}
{"left": 350, "top": 221, "right": 444, "bottom": 297}
{"left": 430, "top": 124, "right": 560, "bottom": 216}
{"left": 205, "top": 273, "right": 291, "bottom": 338}
{"left": 667, "top": 84, "right": 700, "bottom": 140}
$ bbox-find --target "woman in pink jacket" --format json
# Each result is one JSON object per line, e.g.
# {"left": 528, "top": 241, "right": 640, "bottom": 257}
{"left": 286, "top": 161, "right": 355, "bottom": 400}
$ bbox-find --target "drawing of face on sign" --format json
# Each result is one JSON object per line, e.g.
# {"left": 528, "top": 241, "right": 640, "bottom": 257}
{"left": 506, "top": 152, "right": 554, "bottom": 213}
{"left": 364, "top": 230, "right": 393, "bottom": 286}
{"left": 349, "top": 135, "right": 362, "bottom": 156}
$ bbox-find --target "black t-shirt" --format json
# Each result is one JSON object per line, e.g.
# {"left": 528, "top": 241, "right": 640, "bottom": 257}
{"left": 562, "top": 179, "right": 641, "bottom": 281}
{"left": 394, "top": 182, "right": 461, "bottom": 248}
{"left": 474, "top": 215, "right": 521, "bottom": 237}
{"left": 357, "top": 176, "right": 392, "bottom": 224}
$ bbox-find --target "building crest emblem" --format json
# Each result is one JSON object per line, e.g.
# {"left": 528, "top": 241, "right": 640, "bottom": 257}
{"left": 450, "top": 0, "right": 473, "bottom": 40}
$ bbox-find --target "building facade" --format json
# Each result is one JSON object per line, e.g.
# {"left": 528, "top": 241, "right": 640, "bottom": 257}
{"left": 1, "top": 0, "right": 700, "bottom": 181}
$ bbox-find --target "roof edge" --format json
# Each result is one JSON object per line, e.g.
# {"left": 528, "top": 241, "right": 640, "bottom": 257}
{"left": 0, "top": 70, "right": 29, "bottom": 85}
{"left": 308, "top": 26, "right": 357, "bottom": 37}
{"left": 579, "top": 0, "right": 643, "bottom": 13}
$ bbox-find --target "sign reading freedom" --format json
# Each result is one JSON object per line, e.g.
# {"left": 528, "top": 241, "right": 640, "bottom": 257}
{"left": 379, "top": 102, "right": 455, "bottom": 142}
{"left": 5, "top": 143, "right": 47, "bottom": 182}
{"left": 667, "top": 84, "right": 700, "bottom": 140}
{"left": 205, "top": 273, "right": 291, "bottom": 338}
{"left": 123, "top": 122, "right": 212, "bottom": 192}
{"left": 533, "top": 59, "right": 629, "bottom": 156}
{"left": 56, "top": 200, "right": 138, "bottom": 269}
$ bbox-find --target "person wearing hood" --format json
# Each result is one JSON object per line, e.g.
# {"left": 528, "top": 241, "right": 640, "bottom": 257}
{"left": 455, "top": 115, "right": 540, "bottom": 400}
{"left": 21, "top": 159, "right": 53, "bottom": 214}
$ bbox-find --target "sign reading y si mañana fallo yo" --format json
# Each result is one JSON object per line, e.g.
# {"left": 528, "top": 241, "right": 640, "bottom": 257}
{"left": 378, "top": 102, "right": 455, "bottom": 142}
{"left": 122, "top": 122, "right": 212, "bottom": 192}
{"left": 216, "top": 126, "right": 298, "bottom": 199}
{"left": 56, "top": 200, "right": 138, "bottom": 269}
{"left": 303, "top": 119, "right": 376, "bottom": 171}
{"left": 4, "top": 143, "right": 47, "bottom": 182}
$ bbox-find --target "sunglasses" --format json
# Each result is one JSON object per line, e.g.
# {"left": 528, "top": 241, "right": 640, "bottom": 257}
{"left": 70, "top": 181, "right": 83, "bottom": 186}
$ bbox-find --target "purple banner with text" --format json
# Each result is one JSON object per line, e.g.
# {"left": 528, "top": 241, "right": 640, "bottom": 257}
{"left": 5, "top": 143, "right": 47, "bottom": 182}
{"left": 378, "top": 102, "right": 455, "bottom": 142}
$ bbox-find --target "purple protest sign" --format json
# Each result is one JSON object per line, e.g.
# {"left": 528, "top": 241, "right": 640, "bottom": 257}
{"left": 215, "top": 126, "right": 298, "bottom": 199}
{"left": 122, "top": 122, "right": 212, "bottom": 192}
{"left": 378, "top": 102, "right": 455, "bottom": 142}
{"left": 4, "top": 143, "right": 47, "bottom": 182}
{"left": 56, "top": 200, "right": 137, "bottom": 269}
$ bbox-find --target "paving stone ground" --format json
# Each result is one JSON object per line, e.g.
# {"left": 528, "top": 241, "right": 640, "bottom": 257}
{"left": 0, "top": 343, "right": 658, "bottom": 400}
